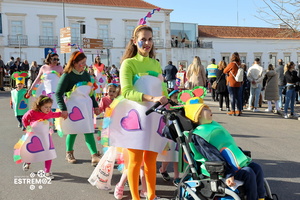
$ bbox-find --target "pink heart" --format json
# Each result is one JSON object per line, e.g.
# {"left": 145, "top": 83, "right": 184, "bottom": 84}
{"left": 99, "top": 77, "right": 104, "bottom": 83}
{"left": 157, "top": 8, "right": 161, "bottom": 12}
{"left": 49, "top": 135, "right": 54, "bottom": 150}
{"left": 121, "top": 109, "right": 141, "bottom": 131}
{"left": 156, "top": 116, "right": 165, "bottom": 137}
{"left": 26, "top": 136, "right": 44, "bottom": 153}
{"left": 146, "top": 12, "right": 152, "bottom": 18}
{"left": 69, "top": 106, "right": 85, "bottom": 122}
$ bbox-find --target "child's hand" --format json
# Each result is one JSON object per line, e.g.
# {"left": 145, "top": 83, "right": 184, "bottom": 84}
{"left": 61, "top": 111, "right": 68, "bottom": 119}
{"left": 226, "top": 176, "right": 236, "bottom": 187}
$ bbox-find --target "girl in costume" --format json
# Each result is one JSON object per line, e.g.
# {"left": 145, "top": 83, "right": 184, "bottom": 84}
{"left": 27, "top": 53, "right": 63, "bottom": 109}
{"left": 56, "top": 51, "right": 101, "bottom": 166}
{"left": 14, "top": 95, "right": 62, "bottom": 179}
{"left": 10, "top": 71, "right": 29, "bottom": 131}
{"left": 157, "top": 89, "right": 180, "bottom": 186}
{"left": 177, "top": 88, "right": 265, "bottom": 200}
{"left": 92, "top": 56, "right": 107, "bottom": 99}
{"left": 99, "top": 83, "right": 119, "bottom": 113}
{"left": 109, "top": 22, "right": 168, "bottom": 200}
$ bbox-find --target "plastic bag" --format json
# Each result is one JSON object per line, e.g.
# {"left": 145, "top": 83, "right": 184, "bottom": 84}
{"left": 88, "top": 146, "right": 117, "bottom": 190}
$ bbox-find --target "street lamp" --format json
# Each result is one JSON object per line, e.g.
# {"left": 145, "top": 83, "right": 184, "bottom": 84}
{"left": 17, "top": 34, "right": 22, "bottom": 60}
{"left": 77, "top": 20, "right": 85, "bottom": 48}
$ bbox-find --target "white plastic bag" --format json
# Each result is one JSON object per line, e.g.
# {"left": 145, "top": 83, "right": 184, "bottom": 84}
{"left": 88, "top": 146, "right": 117, "bottom": 190}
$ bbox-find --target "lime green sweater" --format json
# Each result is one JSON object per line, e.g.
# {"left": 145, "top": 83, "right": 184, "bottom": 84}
{"left": 120, "top": 53, "right": 164, "bottom": 102}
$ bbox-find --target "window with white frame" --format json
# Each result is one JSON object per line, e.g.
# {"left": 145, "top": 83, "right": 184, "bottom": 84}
{"left": 99, "top": 24, "right": 109, "bottom": 39}
{"left": 42, "top": 22, "right": 54, "bottom": 36}
{"left": 11, "top": 20, "right": 23, "bottom": 35}
{"left": 152, "top": 26, "right": 161, "bottom": 39}
{"left": 126, "top": 25, "right": 135, "bottom": 39}
{"left": 71, "top": 22, "right": 80, "bottom": 38}
{"left": 284, "top": 55, "right": 290, "bottom": 64}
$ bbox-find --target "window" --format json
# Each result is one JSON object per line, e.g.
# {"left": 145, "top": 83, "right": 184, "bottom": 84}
{"left": 152, "top": 27, "right": 160, "bottom": 39}
{"left": 240, "top": 56, "right": 247, "bottom": 64}
{"left": 11, "top": 20, "right": 23, "bottom": 35}
{"left": 99, "top": 24, "right": 109, "bottom": 39}
{"left": 222, "top": 56, "right": 230, "bottom": 65}
{"left": 71, "top": 23, "right": 80, "bottom": 38}
{"left": 42, "top": 22, "right": 53, "bottom": 36}
{"left": 284, "top": 55, "right": 290, "bottom": 64}
{"left": 126, "top": 25, "right": 135, "bottom": 39}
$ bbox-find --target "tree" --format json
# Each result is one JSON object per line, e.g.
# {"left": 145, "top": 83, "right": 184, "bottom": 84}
{"left": 257, "top": 0, "right": 300, "bottom": 32}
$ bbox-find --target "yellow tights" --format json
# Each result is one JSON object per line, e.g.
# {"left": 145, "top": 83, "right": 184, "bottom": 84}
{"left": 127, "top": 149, "right": 158, "bottom": 200}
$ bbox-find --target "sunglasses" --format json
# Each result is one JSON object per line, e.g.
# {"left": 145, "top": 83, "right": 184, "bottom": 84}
{"left": 52, "top": 58, "right": 59, "bottom": 61}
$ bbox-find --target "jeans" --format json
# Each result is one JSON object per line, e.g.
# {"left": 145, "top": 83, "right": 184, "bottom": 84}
{"left": 284, "top": 87, "right": 296, "bottom": 115}
{"left": 209, "top": 78, "right": 217, "bottom": 100}
{"left": 227, "top": 86, "right": 241, "bottom": 111}
{"left": 278, "top": 85, "right": 285, "bottom": 109}
{"left": 167, "top": 79, "right": 176, "bottom": 89}
{"left": 248, "top": 85, "right": 262, "bottom": 108}
{"left": 235, "top": 162, "right": 265, "bottom": 200}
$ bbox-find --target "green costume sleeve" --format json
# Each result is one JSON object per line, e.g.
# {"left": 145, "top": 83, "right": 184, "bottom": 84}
{"left": 56, "top": 73, "right": 69, "bottom": 111}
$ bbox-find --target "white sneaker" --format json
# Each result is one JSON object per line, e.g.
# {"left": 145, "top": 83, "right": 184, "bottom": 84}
{"left": 140, "top": 190, "right": 147, "bottom": 198}
{"left": 45, "top": 172, "right": 54, "bottom": 180}
{"left": 265, "top": 109, "right": 272, "bottom": 112}
{"left": 22, "top": 163, "right": 30, "bottom": 171}
{"left": 284, "top": 114, "right": 288, "bottom": 119}
{"left": 253, "top": 108, "right": 260, "bottom": 112}
{"left": 246, "top": 107, "right": 252, "bottom": 111}
{"left": 219, "top": 108, "right": 223, "bottom": 111}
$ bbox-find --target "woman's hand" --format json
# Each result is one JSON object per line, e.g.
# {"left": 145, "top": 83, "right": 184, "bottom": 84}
{"left": 226, "top": 176, "right": 236, "bottom": 187}
{"left": 152, "top": 96, "right": 168, "bottom": 105}
{"left": 61, "top": 111, "right": 68, "bottom": 120}
{"left": 94, "top": 107, "right": 100, "bottom": 115}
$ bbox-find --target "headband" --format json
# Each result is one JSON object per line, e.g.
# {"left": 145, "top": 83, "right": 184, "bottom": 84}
{"left": 41, "top": 97, "right": 50, "bottom": 101}
{"left": 133, "top": 8, "right": 161, "bottom": 37}
{"left": 107, "top": 83, "right": 119, "bottom": 87}
{"left": 168, "top": 90, "right": 179, "bottom": 97}
{"left": 73, "top": 51, "right": 82, "bottom": 61}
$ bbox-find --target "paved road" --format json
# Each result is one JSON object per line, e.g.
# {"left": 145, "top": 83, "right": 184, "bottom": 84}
{"left": 1, "top": 90, "right": 300, "bottom": 200}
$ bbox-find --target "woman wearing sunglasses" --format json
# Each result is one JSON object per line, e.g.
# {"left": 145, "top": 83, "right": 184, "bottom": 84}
{"left": 27, "top": 53, "right": 63, "bottom": 109}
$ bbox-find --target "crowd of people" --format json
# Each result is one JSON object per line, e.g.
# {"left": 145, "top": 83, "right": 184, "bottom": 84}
{"left": 164, "top": 53, "right": 300, "bottom": 119}
{"left": 4, "top": 22, "right": 299, "bottom": 200}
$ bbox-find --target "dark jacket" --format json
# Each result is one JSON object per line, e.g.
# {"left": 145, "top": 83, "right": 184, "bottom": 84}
{"left": 216, "top": 69, "right": 228, "bottom": 93}
{"left": 163, "top": 64, "right": 178, "bottom": 81}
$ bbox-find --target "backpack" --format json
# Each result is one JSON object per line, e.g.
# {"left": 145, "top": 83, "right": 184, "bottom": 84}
{"left": 230, "top": 62, "right": 244, "bottom": 82}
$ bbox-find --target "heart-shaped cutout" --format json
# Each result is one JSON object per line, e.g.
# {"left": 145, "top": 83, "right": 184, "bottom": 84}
{"left": 19, "top": 100, "right": 28, "bottom": 110}
{"left": 190, "top": 99, "right": 199, "bottom": 104}
{"left": 26, "top": 136, "right": 44, "bottom": 153}
{"left": 17, "top": 77, "right": 23, "bottom": 81}
{"left": 139, "top": 18, "right": 146, "bottom": 25}
{"left": 156, "top": 116, "right": 165, "bottom": 137}
{"left": 99, "top": 77, "right": 104, "bottom": 83}
{"left": 121, "top": 109, "right": 141, "bottom": 131}
{"left": 193, "top": 88, "right": 205, "bottom": 97}
{"left": 180, "top": 93, "right": 193, "bottom": 103}
{"left": 69, "top": 106, "right": 85, "bottom": 122}
{"left": 146, "top": 12, "right": 152, "bottom": 18}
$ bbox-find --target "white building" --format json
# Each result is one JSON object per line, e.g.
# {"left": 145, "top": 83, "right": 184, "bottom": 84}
{"left": 1, "top": 0, "right": 300, "bottom": 70}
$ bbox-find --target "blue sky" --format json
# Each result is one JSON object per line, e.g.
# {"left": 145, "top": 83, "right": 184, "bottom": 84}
{"left": 144, "top": 0, "right": 274, "bottom": 28}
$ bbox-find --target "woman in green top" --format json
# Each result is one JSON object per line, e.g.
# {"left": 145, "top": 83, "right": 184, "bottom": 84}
{"left": 56, "top": 51, "right": 101, "bottom": 166}
{"left": 116, "top": 25, "right": 168, "bottom": 200}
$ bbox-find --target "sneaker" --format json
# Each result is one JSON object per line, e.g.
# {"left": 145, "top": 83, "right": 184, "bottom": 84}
{"left": 235, "top": 111, "right": 242, "bottom": 116}
{"left": 246, "top": 107, "right": 252, "bottom": 111}
{"left": 114, "top": 183, "right": 124, "bottom": 200}
{"left": 140, "top": 190, "right": 147, "bottom": 198}
{"left": 45, "top": 172, "right": 54, "bottom": 180}
{"left": 265, "top": 109, "right": 272, "bottom": 112}
{"left": 227, "top": 111, "right": 236, "bottom": 116}
{"left": 22, "top": 163, "right": 30, "bottom": 171}
{"left": 253, "top": 108, "right": 260, "bottom": 112}
{"left": 159, "top": 169, "right": 170, "bottom": 181}
{"left": 173, "top": 178, "right": 181, "bottom": 186}
{"left": 226, "top": 108, "right": 230, "bottom": 111}
{"left": 284, "top": 114, "right": 288, "bottom": 119}
{"left": 219, "top": 108, "right": 223, "bottom": 111}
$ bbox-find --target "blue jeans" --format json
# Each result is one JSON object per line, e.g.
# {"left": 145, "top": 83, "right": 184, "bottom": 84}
{"left": 278, "top": 85, "right": 285, "bottom": 109}
{"left": 284, "top": 87, "right": 296, "bottom": 115}
{"left": 235, "top": 162, "right": 265, "bottom": 200}
{"left": 167, "top": 79, "right": 176, "bottom": 89}
{"left": 248, "top": 85, "right": 262, "bottom": 108}
{"left": 227, "top": 86, "right": 241, "bottom": 111}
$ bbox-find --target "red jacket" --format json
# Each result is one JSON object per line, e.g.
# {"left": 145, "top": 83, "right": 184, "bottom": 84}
{"left": 223, "top": 62, "right": 241, "bottom": 87}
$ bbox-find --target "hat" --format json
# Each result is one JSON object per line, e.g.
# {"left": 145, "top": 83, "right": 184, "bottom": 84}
{"left": 211, "top": 58, "right": 215, "bottom": 62}
{"left": 11, "top": 71, "right": 28, "bottom": 85}
{"left": 183, "top": 97, "right": 209, "bottom": 123}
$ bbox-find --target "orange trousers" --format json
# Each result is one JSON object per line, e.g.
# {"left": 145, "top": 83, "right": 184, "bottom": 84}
{"left": 127, "top": 149, "right": 158, "bottom": 200}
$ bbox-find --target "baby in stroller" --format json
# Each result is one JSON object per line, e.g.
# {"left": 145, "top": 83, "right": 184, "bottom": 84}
{"left": 148, "top": 86, "right": 275, "bottom": 200}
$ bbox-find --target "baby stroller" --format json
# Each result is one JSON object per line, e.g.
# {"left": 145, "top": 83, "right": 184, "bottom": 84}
{"left": 146, "top": 101, "right": 278, "bottom": 200}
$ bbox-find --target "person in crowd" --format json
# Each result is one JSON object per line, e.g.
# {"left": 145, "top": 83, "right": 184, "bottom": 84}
{"left": 283, "top": 61, "right": 300, "bottom": 118}
{"left": 0, "top": 55, "right": 5, "bottom": 91}
{"left": 176, "top": 63, "right": 186, "bottom": 88}
{"left": 262, "top": 64, "right": 280, "bottom": 113}
{"left": 16, "top": 95, "right": 62, "bottom": 179}
{"left": 10, "top": 72, "right": 29, "bottom": 131}
{"left": 246, "top": 58, "right": 265, "bottom": 112}
{"left": 110, "top": 64, "right": 119, "bottom": 77}
{"left": 92, "top": 56, "right": 107, "bottom": 98}
{"left": 275, "top": 59, "right": 285, "bottom": 110}
{"left": 216, "top": 60, "right": 229, "bottom": 111}
{"left": 223, "top": 52, "right": 242, "bottom": 116}
{"left": 6, "top": 56, "right": 15, "bottom": 71}
{"left": 186, "top": 56, "right": 206, "bottom": 89}
{"left": 163, "top": 61, "right": 178, "bottom": 89}
{"left": 99, "top": 83, "right": 119, "bottom": 113}
{"left": 118, "top": 25, "right": 168, "bottom": 200}
{"left": 18, "top": 59, "right": 30, "bottom": 72}
{"left": 206, "top": 58, "right": 218, "bottom": 101}
{"left": 27, "top": 53, "right": 63, "bottom": 108}
{"left": 56, "top": 51, "right": 101, "bottom": 166}
{"left": 241, "top": 63, "right": 250, "bottom": 109}
{"left": 175, "top": 37, "right": 178, "bottom": 47}
{"left": 28, "top": 61, "right": 38, "bottom": 88}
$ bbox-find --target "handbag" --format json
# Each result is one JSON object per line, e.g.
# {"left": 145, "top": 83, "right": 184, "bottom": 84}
{"left": 211, "top": 73, "right": 224, "bottom": 90}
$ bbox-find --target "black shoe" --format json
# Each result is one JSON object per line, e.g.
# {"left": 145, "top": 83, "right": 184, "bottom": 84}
{"left": 160, "top": 170, "right": 170, "bottom": 181}
{"left": 173, "top": 178, "right": 181, "bottom": 186}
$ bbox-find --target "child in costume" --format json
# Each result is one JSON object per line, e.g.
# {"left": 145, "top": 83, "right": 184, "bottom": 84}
{"left": 14, "top": 95, "right": 62, "bottom": 179}
{"left": 99, "top": 83, "right": 119, "bottom": 113}
{"left": 157, "top": 89, "right": 180, "bottom": 185}
{"left": 177, "top": 87, "right": 266, "bottom": 200}
{"left": 10, "top": 71, "right": 29, "bottom": 131}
